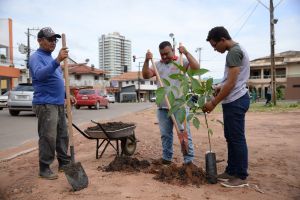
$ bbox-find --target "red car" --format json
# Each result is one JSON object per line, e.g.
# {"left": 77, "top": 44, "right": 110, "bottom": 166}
{"left": 75, "top": 89, "right": 109, "bottom": 110}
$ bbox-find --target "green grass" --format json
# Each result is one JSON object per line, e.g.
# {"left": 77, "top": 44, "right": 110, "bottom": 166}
{"left": 210, "top": 101, "right": 300, "bottom": 113}
{"left": 248, "top": 102, "right": 300, "bottom": 112}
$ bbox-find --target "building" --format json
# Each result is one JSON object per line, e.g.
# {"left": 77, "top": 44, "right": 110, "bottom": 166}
{"left": 0, "top": 18, "right": 20, "bottom": 94}
{"left": 248, "top": 51, "right": 300, "bottom": 100}
{"left": 98, "top": 32, "right": 131, "bottom": 78}
{"left": 68, "top": 63, "right": 108, "bottom": 95}
{"left": 110, "top": 71, "right": 157, "bottom": 102}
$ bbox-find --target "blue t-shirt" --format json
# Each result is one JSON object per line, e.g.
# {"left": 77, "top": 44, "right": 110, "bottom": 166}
{"left": 29, "top": 48, "right": 65, "bottom": 105}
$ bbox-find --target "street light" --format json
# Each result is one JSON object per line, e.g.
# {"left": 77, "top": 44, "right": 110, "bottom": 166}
{"left": 195, "top": 47, "right": 202, "bottom": 80}
{"left": 169, "top": 33, "right": 176, "bottom": 53}
{"left": 133, "top": 55, "right": 143, "bottom": 102}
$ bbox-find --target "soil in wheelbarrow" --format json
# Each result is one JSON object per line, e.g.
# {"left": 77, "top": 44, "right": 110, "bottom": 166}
{"left": 100, "top": 156, "right": 206, "bottom": 187}
{"left": 87, "top": 121, "right": 135, "bottom": 132}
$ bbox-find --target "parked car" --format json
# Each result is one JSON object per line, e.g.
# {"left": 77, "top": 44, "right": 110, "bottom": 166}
{"left": 7, "top": 83, "right": 34, "bottom": 116}
{"left": 150, "top": 96, "right": 156, "bottom": 102}
{"left": 0, "top": 91, "right": 9, "bottom": 110}
{"left": 105, "top": 94, "right": 115, "bottom": 103}
{"left": 75, "top": 89, "right": 109, "bottom": 110}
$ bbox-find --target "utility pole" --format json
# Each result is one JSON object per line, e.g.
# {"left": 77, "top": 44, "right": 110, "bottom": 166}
{"left": 269, "top": 0, "right": 277, "bottom": 105}
{"left": 25, "top": 27, "right": 39, "bottom": 83}
{"left": 195, "top": 47, "right": 202, "bottom": 80}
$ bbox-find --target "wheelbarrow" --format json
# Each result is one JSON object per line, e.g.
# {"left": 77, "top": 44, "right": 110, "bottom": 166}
{"left": 72, "top": 120, "right": 137, "bottom": 159}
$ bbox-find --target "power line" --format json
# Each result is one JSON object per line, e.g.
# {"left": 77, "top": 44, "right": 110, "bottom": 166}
{"left": 274, "top": 0, "right": 284, "bottom": 8}
{"left": 233, "top": 2, "right": 259, "bottom": 38}
{"left": 229, "top": 1, "right": 258, "bottom": 29}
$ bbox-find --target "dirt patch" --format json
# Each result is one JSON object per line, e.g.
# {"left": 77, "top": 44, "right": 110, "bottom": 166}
{"left": 101, "top": 156, "right": 150, "bottom": 172}
{"left": 101, "top": 156, "right": 206, "bottom": 187}
{"left": 86, "top": 122, "right": 135, "bottom": 132}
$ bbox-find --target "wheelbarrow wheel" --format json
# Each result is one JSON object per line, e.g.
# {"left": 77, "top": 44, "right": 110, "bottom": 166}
{"left": 121, "top": 135, "right": 136, "bottom": 156}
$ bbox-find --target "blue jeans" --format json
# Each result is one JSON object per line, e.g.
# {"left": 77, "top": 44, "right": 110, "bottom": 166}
{"left": 156, "top": 108, "right": 194, "bottom": 163}
{"left": 222, "top": 93, "right": 250, "bottom": 180}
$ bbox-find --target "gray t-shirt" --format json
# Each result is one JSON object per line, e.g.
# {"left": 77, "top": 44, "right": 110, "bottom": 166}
{"left": 221, "top": 43, "right": 250, "bottom": 104}
{"left": 153, "top": 57, "right": 189, "bottom": 108}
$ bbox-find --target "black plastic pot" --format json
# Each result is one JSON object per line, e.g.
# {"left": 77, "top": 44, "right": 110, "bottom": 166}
{"left": 205, "top": 151, "right": 217, "bottom": 184}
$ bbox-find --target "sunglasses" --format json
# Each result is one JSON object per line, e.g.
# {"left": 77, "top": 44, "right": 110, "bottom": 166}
{"left": 44, "top": 38, "right": 58, "bottom": 43}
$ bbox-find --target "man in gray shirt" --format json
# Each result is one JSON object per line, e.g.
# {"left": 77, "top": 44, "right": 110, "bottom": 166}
{"left": 203, "top": 26, "right": 250, "bottom": 187}
{"left": 143, "top": 41, "right": 199, "bottom": 165}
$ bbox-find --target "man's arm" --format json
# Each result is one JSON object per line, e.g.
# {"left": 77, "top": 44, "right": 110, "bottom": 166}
{"left": 142, "top": 51, "right": 155, "bottom": 79}
{"left": 178, "top": 46, "right": 200, "bottom": 70}
{"left": 203, "top": 66, "right": 240, "bottom": 113}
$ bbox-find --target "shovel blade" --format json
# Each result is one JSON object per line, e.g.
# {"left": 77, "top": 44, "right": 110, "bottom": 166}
{"left": 178, "top": 131, "right": 189, "bottom": 155}
{"left": 64, "top": 162, "right": 89, "bottom": 191}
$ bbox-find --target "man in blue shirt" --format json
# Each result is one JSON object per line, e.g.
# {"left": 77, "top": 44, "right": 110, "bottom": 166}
{"left": 29, "top": 27, "right": 70, "bottom": 180}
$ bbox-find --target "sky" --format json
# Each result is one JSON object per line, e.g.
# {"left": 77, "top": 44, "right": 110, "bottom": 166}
{"left": 0, "top": 0, "right": 299, "bottom": 78}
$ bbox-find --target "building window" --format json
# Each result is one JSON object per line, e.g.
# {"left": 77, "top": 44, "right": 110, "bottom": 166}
{"left": 131, "top": 81, "right": 134, "bottom": 84}
{"left": 94, "top": 76, "right": 99, "bottom": 80}
{"left": 263, "top": 69, "right": 271, "bottom": 79}
{"left": 75, "top": 75, "right": 81, "bottom": 80}
{"left": 293, "top": 85, "right": 300, "bottom": 88}
{"left": 250, "top": 70, "right": 261, "bottom": 79}
{"left": 150, "top": 81, "right": 153, "bottom": 85}
{"left": 141, "top": 80, "right": 145, "bottom": 85}
{"left": 126, "top": 81, "right": 129, "bottom": 84}
{"left": 276, "top": 68, "right": 286, "bottom": 78}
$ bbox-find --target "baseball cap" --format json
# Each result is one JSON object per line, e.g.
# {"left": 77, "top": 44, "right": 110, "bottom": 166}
{"left": 37, "top": 27, "right": 61, "bottom": 39}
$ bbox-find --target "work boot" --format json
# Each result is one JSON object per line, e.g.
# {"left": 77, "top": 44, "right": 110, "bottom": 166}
{"left": 152, "top": 158, "right": 172, "bottom": 165}
{"left": 39, "top": 168, "right": 58, "bottom": 180}
{"left": 220, "top": 178, "right": 249, "bottom": 188}
{"left": 58, "top": 161, "right": 71, "bottom": 172}
{"left": 217, "top": 172, "right": 235, "bottom": 182}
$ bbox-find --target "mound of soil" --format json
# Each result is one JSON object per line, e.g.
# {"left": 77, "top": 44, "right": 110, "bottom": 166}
{"left": 87, "top": 121, "right": 135, "bottom": 132}
{"left": 102, "top": 156, "right": 206, "bottom": 187}
{"left": 152, "top": 163, "right": 206, "bottom": 186}
{"left": 102, "top": 156, "right": 150, "bottom": 172}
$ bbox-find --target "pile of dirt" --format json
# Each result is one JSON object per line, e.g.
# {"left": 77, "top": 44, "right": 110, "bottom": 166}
{"left": 102, "top": 156, "right": 150, "bottom": 172}
{"left": 87, "top": 121, "right": 135, "bottom": 131}
{"left": 101, "top": 156, "right": 206, "bottom": 187}
{"left": 152, "top": 163, "right": 206, "bottom": 187}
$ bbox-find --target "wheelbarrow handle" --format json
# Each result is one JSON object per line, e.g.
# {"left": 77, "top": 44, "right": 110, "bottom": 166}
{"left": 90, "top": 120, "right": 111, "bottom": 139}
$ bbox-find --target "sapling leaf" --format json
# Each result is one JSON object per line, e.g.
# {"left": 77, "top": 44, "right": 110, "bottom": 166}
{"left": 206, "top": 78, "right": 213, "bottom": 92}
{"left": 162, "top": 78, "right": 170, "bottom": 87}
{"left": 193, "top": 117, "right": 200, "bottom": 129}
{"left": 156, "top": 87, "right": 166, "bottom": 104}
{"left": 198, "top": 96, "right": 206, "bottom": 108}
{"left": 187, "top": 68, "right": 209, "bottom": 77}
{"left": 169, "top": 73, "right": 185, "bottom": 81}
{"left": 177, "top": 107, "right": 186, "bottom": 123}
{"left": 171, "top": 61, "right": 186, "bottom": 73}
{"left": 168, "top": 91, "right": 175, "bottom": 105}
{"left": 187, "top": 113, "right": 194, "bottom": 121}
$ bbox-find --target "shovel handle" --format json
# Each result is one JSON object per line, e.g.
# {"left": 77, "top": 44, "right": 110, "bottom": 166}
{"left": 178, "top": 43, "right": 187, "bottom": 133}
{"left": 149, "top": 56, "right": 181, "bottom": 134}
{"left": 62, "top": 34, "right": 74, "bottom": 148}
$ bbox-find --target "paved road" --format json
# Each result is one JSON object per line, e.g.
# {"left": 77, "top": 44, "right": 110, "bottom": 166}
{"left": 0, "top": 102, "right": 154, "bottom": 151}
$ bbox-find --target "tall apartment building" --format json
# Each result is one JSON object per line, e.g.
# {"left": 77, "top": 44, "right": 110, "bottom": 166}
{"left": 98, "top": 32, "right": 131, "bottom": 78}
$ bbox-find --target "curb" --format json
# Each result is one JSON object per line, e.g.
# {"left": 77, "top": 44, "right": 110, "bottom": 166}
{"left": 0, "top": 147, "right": 38, "bottom": 163}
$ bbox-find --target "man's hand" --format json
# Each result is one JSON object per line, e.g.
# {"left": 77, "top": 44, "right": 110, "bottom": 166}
{"left": 178, "top": 45, "right": 188, "bottom": 56}
{"left": 202, "top": 100, "right": 216, "bottom": 113}
{"left": 145, "top": 51, "right": 153, "bottom": 61}
{"left": 56, "top": 47, "right": 69, "bottom": 63}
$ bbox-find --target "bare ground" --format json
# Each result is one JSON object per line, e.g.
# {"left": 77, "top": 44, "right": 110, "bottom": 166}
{"left": 0, "top": 106, "right": 299, "bottom": 200}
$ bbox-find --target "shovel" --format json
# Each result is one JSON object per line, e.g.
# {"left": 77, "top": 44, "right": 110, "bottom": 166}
{"left": 62, "top": 33, "right": 89, "bottom": 191}
{"left": 150, "top": 52, "right": 189, "bottom": 155}
{"left": 204, "top": 112, "right": 217, "bottom": 184}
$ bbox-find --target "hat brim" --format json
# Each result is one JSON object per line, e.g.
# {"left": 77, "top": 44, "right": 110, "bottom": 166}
{"left": 45, "top": 34, "right": 61, "bottom": 38}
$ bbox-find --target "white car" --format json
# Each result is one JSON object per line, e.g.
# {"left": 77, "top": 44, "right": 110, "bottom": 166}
{"left": 105, "top": 94, "right": 115, "bottom": 103}
{"left": 0, "top": 91, "right": 9, "bottom": 110}
{"left": 150, "top": 96, "right": 156, "bottom": 102}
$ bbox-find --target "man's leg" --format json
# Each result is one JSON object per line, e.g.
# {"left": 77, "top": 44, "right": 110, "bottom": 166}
{"left": 56, "top": 105, "right": 70, "bottom": 169}
{"left": 157, "top": 109, "right": 173, "bottom": 162}
{"left": 34, "top": 105, "right": 59, "bottom": 179}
